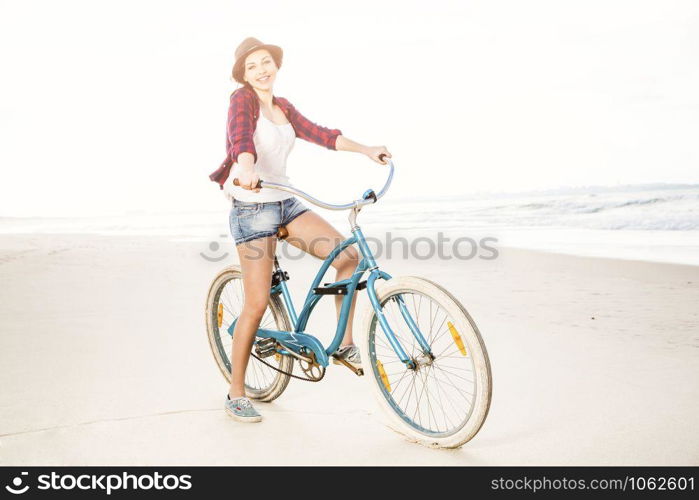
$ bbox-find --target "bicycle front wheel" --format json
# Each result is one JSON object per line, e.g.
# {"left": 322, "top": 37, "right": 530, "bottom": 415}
{"left": 360, "top": 275, "right": 492, "bottom": 448}
{"left": 205, "top": 265, "right": 294, "bottom": 402}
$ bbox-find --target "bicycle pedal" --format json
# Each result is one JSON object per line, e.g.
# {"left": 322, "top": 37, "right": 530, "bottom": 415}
{"left": 332, "top": 355, "right": 364, "bottom": 376}
{"left": 254, "top": 338, "right": 278, "bottom": 358}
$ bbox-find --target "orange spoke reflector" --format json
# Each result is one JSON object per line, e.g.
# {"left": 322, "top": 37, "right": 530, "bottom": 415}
{"left": 377, "top": 359, "right": 391, "bottom": 392}
{"left": 447, "top": 321, "right": 467, "bottom": 356}
{"left": 217, "top": 303, "right": 224, "bottom": 328}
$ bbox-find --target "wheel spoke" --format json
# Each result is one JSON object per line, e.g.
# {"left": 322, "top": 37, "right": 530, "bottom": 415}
{"left": 428, "top": 365, "right": 454, "bottom": 431}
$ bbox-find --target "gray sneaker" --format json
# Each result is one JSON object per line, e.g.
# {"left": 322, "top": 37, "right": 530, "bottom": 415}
{"left": 332, "top": 344, "right": 362, "bottom": 368}
{"left": 224, "top": 395, "right": 262, "bottom": 423}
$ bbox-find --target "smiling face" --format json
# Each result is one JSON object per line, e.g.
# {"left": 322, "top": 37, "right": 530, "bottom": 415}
{"left": 242, "top": 49, "right": 279, "bottom": 92}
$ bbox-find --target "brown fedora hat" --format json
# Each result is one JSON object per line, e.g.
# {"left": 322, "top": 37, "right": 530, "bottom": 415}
{"left": 231, "top": 37, "right": 283, "bottom": 84}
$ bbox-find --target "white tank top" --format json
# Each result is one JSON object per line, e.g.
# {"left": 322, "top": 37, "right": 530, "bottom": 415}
{"left": 224, "top": 110, "right": 296, "bottom": 203}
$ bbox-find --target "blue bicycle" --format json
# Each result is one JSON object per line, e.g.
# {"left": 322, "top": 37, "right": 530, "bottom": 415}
{"left": 205, "top": 158, "right": 492, "bottom": 448}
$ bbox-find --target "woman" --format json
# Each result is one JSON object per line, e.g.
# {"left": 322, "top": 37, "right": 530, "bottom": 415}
{"left": 209, "top": 37, "right": 392, "bottom": 422}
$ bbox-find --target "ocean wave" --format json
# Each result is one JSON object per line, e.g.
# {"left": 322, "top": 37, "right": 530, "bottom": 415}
{"left": 488, "top": 193, "right": 696, "bottom": 216}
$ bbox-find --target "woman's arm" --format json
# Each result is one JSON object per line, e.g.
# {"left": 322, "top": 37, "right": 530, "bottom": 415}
{"left": 335, "top": 135, "right": 392, "bottom": 165}
{"left": 279, "top": 97, "right": 392, "bottom": 165}
{"left": 227, "top": 90, "right": 258, "bottom": 164}
{"left": 228, "top": 89, "right": 261, "bottom": 192}
{"left": 280, "top": 98, "right": 342, "bottom": 150}
{"left": 210, "top": 90, "right": 258, "bottom": 189}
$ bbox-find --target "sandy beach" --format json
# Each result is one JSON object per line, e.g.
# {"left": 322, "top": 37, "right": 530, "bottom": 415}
{"left": 1, "top": 233, "right": 697, "bottom": 466}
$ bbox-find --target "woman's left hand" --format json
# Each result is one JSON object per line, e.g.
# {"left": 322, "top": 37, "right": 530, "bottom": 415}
{"left": 364, "top": 146, "right": 392, "bottom": 165}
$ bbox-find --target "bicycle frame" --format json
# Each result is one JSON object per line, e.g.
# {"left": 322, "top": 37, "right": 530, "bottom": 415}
{"left": 226, "top": 159, "right": 433, "bottom": 369}
{"left": 227, "top": 224, "right": 432, "bottom": 369}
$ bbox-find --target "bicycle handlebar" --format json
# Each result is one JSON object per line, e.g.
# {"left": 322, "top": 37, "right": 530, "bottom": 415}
{"left": 232, "top": 154, "right": 394, "bottom": 211}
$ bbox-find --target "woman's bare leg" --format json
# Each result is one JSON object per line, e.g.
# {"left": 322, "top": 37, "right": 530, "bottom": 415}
{"left": 229, "top": 235, "right": 277, "bottom": 399}
{"left": 284, "top": 211, "right": 360, "bottom": 345}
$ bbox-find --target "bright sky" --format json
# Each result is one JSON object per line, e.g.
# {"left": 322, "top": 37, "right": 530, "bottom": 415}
{"left": 1, "top": 0, "right": 698, "bottom": 216}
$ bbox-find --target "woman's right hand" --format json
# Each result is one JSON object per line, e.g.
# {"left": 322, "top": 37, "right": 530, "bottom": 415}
{"left": 236, "top": 165, "right": 261, "bottom": 193}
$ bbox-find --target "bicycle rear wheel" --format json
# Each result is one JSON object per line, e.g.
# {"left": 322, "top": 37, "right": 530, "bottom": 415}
{"left": 205, "top": 265, "right": 294, "bottom": 402}
{"left": 361, "top": 275, "right": 492, "bottom": 448}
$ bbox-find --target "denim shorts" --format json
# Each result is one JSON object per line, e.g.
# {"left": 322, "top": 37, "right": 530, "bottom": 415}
{"left": 229, "top": 196, "right": 311, "bottom": 245}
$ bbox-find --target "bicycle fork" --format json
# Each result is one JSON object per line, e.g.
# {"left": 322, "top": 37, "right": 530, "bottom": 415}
{"left": 365, "top": 269, "right": 433, "bottom": 370}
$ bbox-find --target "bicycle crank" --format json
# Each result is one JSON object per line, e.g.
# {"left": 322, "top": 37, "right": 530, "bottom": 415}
{"left": 331, "top": 355, "right": 364, "bottom": 377}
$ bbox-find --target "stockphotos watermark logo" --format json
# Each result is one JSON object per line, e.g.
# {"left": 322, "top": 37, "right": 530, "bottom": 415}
{"left": 200, "top": 231, "right": 500, "bottom": 262}
{"left": 4, "top": 471, "right": 192, "bottom": 495}
{"left": 5, "top": 472, "right": 29, "bottom": 495}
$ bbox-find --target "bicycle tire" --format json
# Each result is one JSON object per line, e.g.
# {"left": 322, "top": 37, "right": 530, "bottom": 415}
{"left": 360, "top": 275, "right": 492, "bottom": 448}
{"left": 205, "top": 265, "right": 294, "bottom": 402}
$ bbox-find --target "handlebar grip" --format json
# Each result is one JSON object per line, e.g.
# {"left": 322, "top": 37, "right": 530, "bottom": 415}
{"left": 378, "top": 153, "right": 390, "bottom": 164}
{"left": 232, "top": 178, "right": 263, "bottom": 189}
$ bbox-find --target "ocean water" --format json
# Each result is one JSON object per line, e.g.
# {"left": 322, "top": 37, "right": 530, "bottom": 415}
{"left": 2, "top": 184, "right": 698, "bottom": 266}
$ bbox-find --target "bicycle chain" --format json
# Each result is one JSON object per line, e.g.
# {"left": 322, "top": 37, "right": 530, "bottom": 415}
{"left": 250, "top": 351, "right": 326, "bottom": 383}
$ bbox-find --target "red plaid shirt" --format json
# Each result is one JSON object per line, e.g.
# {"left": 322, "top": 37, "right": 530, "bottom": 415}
{"left": 209, "top": 86, "right": 343, "bottom": 189}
